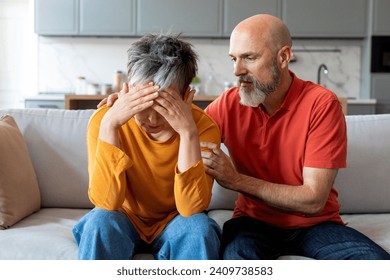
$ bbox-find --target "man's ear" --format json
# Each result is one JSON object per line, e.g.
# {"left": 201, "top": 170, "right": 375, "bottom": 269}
{"left": 279, "top": 46, "right": 292, "bottom": 69}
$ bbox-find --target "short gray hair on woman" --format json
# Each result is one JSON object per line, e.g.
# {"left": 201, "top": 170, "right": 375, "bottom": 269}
{"left": 127, "top": 33, "right": 198, "bottom": 96}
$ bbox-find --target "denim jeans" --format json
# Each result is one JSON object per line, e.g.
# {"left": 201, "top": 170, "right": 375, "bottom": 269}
{"left": 73, "top": 208, "right": 221, "bottom": 260}
{"left": 222, "top": 216, "right": 390, "bottom": 260}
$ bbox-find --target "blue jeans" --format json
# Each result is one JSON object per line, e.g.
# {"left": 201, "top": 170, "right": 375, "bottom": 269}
{"left": 73, "top": 208, "right": 221, "bottom": 260}
{"left": 222, "top": 216, "right": 390, "bottom": 260}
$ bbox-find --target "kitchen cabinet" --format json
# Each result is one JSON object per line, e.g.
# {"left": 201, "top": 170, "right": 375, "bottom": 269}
{"left": 35, "top": 0, "right": 78, "bottom": 35}
{"left": 223, "top": 0, "right": 281, "bottom": 36}
{"left": 35, "top": 0, "right": 136, "bottom": 36}
{"left": 347, "top": 100, "right": 376, "bottom": 115}
{"left": 282, "top": 0, "right": 368, "bottom": 37}
{"left": 79, "top": 0, "right": 136, "bottom": 36}
{"left": 35, "top": 0, "right": 369, "bottom": 38}
{"left": 371, "top": 74, "right": 390, "bottom": 101}
{"left": 371, "top": 74, "right": 390, "bottom": 114}
{"left": 372, "top": 0, "right": 390, "bottom": 35}
{"left": 137, "top": 0, "right": 222, "bottom": 37}
{"left": 25, "top": 96, "right": 65, "bottom": 109}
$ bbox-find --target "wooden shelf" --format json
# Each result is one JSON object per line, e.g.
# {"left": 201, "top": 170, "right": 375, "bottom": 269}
{"left": 65, "top": 94, "right": 218, "bottom": 110}
{"left": 65, "top": 94, "right": 109, "bottom": 110}
{"left": 194, "top": 95, "right": 218, "bottom": 101}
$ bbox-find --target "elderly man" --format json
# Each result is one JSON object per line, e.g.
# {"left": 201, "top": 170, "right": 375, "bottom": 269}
{"left": 201, "top": 14, "right": 390, "bottom": 260}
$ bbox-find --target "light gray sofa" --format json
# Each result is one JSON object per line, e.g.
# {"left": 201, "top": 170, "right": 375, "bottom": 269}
{"left": 0, "top": 108, "right": 389, "bottom": 260}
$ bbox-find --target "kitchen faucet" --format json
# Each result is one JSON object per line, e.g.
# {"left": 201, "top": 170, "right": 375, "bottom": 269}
{"left": 317, "top": 64, "right": 328, "bottom": 86}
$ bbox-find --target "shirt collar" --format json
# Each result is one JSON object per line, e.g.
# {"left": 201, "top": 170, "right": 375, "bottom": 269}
{"left": 279, "top": 71, "right": 304, "bottom": 112}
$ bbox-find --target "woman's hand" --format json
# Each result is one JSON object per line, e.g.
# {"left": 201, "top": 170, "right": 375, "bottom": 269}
{"left": 152, "top": 87, "right": 199, "bottom": 173}
{"left": 152, "top": 87, "right": 196, "bottom": 136}
{"left": 99, "top": 82, "right": 159, "bottom": 147}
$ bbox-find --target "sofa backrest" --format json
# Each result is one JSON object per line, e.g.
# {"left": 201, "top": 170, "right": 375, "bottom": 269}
{"left": 1, "top": 108, "right": 389, "bottom": 214}
{"left": 0, "top": 108, "right": 94, "bottom": 208}
{"left": 336, "top": 114, "right": 390, "bottom": 214}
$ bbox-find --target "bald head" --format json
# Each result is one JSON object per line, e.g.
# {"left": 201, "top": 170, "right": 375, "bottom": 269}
{"left": 232, "top": 14, "right": 292, "bottom": 51}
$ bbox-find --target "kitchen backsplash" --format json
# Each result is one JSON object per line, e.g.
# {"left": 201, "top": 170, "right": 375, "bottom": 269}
{"left": 37, "top": 36, "right": 361, "bottom": 99}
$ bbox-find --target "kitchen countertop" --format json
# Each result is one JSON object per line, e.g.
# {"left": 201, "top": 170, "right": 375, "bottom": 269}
{"left": 25, "top": 94, "right": 377, "bottom": 105}
{"left": 347, "top": 98, "right": 376, "bottom": 105}
{"left": 25, "top": 94, "right": 66, "bottom": 101}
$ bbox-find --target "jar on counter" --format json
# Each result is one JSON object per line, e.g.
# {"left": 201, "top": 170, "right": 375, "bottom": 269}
{"left": 75, "top": 76, "right": 86, "bottom": 95}
{"left": 101, "top": 84, "right": 113, "bottom": 95}
{"left": 113, "top": 70, "right": 126, "bottom": 92}
{"left": 86, "top": 83, "right": 100, "bottom": 95}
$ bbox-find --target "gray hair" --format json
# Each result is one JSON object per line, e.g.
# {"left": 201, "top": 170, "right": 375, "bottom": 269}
{"left": 127, "top": 33, "right": 198, "bottom": 96}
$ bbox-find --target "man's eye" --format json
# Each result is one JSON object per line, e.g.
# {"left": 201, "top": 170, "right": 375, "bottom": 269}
{"left": 245, "top": 57, "right": 255, "bottom": 61}
{"left": 230, "top": 57, "right": 236, "bottom": 62}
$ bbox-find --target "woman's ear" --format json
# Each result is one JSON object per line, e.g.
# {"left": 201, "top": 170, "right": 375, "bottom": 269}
{"left": 183, "top": 86, "right": 195, "bottom": 104}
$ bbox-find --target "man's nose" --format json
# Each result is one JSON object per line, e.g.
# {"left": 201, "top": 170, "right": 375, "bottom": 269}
{"left": 233, "top": 59, "right": 247, "bottom": 76}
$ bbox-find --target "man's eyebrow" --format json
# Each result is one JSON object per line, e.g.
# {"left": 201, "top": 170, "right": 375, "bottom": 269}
{"left": 229, "top": 52, "right": 258, "bottom": 58}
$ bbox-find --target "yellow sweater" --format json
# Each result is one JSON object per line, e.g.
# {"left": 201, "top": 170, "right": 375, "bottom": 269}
{"left": 87, "top": 104, "right": 221, "bottom": 243}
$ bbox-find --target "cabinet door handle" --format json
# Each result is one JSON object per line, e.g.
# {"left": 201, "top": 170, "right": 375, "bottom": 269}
{"left": 38, "top": 105, "right": 59, "bottom": 109}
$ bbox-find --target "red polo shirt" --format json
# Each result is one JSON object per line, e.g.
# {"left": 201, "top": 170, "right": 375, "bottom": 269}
{"left": 205, "top": 72, "right": 346, "bottom": 228}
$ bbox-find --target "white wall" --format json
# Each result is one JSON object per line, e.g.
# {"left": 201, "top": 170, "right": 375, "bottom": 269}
{"left": 0, "top": 0, "right": 37, "bottom": 108}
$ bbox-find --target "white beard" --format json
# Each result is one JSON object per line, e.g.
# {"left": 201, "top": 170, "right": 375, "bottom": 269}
{"left": 238, "top": 86, "right": 267, "bottom": 107}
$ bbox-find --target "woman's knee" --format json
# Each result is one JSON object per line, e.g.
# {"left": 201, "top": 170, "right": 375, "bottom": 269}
{"left": 182, "top": 213, "right": 221, "bottom": 239}
{"left": 74, "top": 208, "right": 129, "bottom": 237}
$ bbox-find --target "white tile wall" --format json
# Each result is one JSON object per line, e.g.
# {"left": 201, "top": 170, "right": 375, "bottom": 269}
{"left": 37, "top": 37, "right": 362, "bottom": 99}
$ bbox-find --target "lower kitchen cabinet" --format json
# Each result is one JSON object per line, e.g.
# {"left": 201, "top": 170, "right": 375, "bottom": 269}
{"left": 25, "top": 98, "right": 65, "bottom": 109}
{"left": 371, "top": 73, "right": 390, "bottom": 114}
{"left": 347, "top": 103, "right": 376, "bottom": 115}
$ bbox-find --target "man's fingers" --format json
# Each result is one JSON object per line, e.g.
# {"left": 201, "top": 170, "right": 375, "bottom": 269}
{"left": 97, "top": 97, "right": 108, "bottom": 108}
{"left": 200, "top": 141, "right": 220, "bottom": 153}
{"left": 107, "top": 93, "right": 119, "bottom": 106}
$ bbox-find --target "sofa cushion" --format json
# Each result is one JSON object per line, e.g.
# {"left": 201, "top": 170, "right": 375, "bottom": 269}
{"left": 0, "top": 208, "right": 88, "bottom": 259}
{"left": 0, "top": 115, "right": 41, "bottom": 229}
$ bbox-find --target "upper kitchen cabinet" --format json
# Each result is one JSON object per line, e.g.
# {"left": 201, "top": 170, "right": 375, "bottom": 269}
{"left": 35, "top": 0, "right": 78, "bottom": 35}
{"left": 137, "top": 0, "right": 223, "bottom": 37}
{"left": 282, "top": 0, "right": 368, "bottom": 38}
{"left": 79, "top": 0, "right": 136, "bottom": 36}
{"left": 373, "top": 0, "right": 390, "bottom": 35}
{"left": 223, "top": 0, "right": 281, "bottom": 37}
{"left": 35, "top": 0, "right": 136, "bottom": 36}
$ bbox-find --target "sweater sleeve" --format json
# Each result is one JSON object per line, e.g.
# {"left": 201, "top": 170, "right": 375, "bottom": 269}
{"left": 86, "top": 108, "right": 133, "bottom": 210}
{"left": 173, "top": 109, "right": 221, "bottom": 216}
